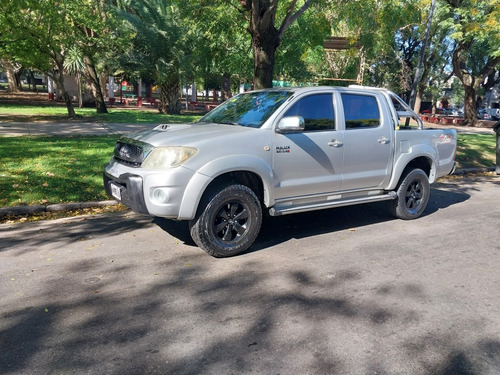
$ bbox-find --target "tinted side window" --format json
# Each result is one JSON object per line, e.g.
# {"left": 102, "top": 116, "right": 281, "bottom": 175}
{"left": 284, "top": 94, "right": 335, "bottom": 131}
{"left": 341, "top": 94, "right": 380, "bottom": 129}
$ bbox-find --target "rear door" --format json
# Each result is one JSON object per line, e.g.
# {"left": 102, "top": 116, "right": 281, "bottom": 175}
{"left": 339, "top": 92, "right": 394, "bottom": 190}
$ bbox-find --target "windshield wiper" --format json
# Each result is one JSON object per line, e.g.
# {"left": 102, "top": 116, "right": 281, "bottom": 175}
{"left": 218, "top": 122, "right": 241, "bottom": 126}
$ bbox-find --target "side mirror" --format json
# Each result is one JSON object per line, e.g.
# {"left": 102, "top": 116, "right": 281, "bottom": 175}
{"left": 276, "top": 116, "right": 305, "bottom": 133}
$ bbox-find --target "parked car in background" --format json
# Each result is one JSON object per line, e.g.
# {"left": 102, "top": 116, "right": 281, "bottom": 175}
{"left": 450, "top": 107, "right": 464, "bottom": 117}
{"left": 477, "top": 109, "right": 496, "bottom": 120}
{"left": 485, "top": 107, "right": 500, "bottom": 120}
{"left": 421, "top": 107, "right": 452, "bottom": 115}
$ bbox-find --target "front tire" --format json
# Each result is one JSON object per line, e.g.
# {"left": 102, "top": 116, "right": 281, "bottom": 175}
{"left": 388, "top": 168, "right": 430, "bottom": 220}
{"left": 189, "top": 184, "right": 262, "bottom": 258}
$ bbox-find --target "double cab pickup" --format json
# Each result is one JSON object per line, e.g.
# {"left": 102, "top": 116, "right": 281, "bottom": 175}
{"left": 104, "top": 86, "right": 457, "bottom": 257}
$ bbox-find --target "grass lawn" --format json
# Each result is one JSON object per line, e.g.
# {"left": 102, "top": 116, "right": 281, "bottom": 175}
{"left": 1, "top": 136, "right": 117, "bottom": 207}
{"left": 456, "top": 133, "right": 497, "bottom": 169}
{"left": 0, "top": 133, "right": 496, "bottom": 208}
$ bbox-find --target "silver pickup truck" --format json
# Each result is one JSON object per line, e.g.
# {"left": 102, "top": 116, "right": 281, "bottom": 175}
{"left": 104, "top": 86, "right": 457, "bottom": 257}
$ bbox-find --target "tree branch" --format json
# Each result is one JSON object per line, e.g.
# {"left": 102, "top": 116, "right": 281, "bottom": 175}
{"left": 278, "top": 0, "right": 312, "bottom": 40}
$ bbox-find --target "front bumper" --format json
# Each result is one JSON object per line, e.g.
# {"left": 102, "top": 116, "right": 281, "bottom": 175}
{"left": 103, "top": 171, "right": 149, "bottom": 215}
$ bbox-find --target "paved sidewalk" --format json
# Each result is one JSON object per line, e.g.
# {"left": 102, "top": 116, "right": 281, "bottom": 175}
{"left": 0, "top": 121, "right": 158, "bottom": 136}
{"left": 423, "top": 121, "right": 495, "bottom": 135}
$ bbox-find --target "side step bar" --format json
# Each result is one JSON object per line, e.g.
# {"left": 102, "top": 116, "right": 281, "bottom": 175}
{"left": 269, "top": 191, "right": 397, "bottom": 217}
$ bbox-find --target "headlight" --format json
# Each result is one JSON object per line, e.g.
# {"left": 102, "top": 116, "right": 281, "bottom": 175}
{"left": 141, "top": 147, "right": 198, "bottom": 169}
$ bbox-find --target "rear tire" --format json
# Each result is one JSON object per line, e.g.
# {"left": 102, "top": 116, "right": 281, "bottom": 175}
{"left": 388, "top": 168, "right": 430, "bottom": 220}
{"left": 189, "top": 184, "right": 262, "bottom": 258}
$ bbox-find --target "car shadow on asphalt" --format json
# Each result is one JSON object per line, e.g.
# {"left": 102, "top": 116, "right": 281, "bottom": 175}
{"left": 152, "top": 186, "right": 470, "bottom": 255}
{"left": 152, "top": 217, "right": 195, "bottom": 246}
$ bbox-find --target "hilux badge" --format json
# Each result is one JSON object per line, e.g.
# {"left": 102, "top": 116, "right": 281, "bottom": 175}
{"left": 276, "top": 146, "right": 291, "bottom": 153}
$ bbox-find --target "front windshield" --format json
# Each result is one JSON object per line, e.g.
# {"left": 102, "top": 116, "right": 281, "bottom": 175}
{"left": 198, "top": 91, "right": 293, "bottom": 128}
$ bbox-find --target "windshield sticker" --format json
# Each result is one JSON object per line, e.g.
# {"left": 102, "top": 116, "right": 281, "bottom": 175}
{"left": 276, "top": 146, "right": 290, "bottom": 153}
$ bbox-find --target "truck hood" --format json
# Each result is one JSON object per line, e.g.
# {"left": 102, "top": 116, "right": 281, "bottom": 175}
{"left": 124, "top": 122, "right": 256, "bottom": 147}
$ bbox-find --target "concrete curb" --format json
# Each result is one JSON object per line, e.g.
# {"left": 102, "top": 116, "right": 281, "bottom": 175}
{"left": 0, "top": 200, "right": 119, "bottom": 219}
{"left": 452, "top": 166, "right": 496, "bottom": 175}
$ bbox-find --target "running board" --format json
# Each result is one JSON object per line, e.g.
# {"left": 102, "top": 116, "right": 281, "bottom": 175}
{"left": 269, "top": 191, "right": 397, "bottom": 217}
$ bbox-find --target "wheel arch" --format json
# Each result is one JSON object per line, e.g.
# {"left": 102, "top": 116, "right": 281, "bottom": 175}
{"left": 202, "top": 171, "right": 265, "bottom": 207}
{"left": 388, "top": 154, "right": 435, "bottom": 191}
{"left": 177, "top": 155, "right": 273, "bottom": 220}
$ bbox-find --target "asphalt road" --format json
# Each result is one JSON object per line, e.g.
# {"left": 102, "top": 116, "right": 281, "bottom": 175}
{"left": 1, "top": 175, "right": 499, "bottom": 375}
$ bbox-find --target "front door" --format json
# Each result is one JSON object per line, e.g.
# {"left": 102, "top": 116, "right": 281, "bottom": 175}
{"left": 272, "top": 93, "right": 344, "bottom": 200}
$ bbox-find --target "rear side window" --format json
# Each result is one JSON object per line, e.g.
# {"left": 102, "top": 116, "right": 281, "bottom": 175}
{"left": 341, "top": 94, "right": 380, "bottom": 129}
{"left": 284, "top": 94, "right": 335, "bottom": 131}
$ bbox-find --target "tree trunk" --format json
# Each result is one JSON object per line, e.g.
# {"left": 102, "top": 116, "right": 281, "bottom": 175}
{"left": 1, "top": 58, "right": 20, "bottom": 92}
{"left": 82, "top": 77, "right": 95, "bottom": 107}
{"left": 30, "top": 70, "right": 38, "bottom": 93}
{"left": 221, "top": 74, "right": 232, "bottom": 101}
{"left": 166, "top": 80, "right": 181, "bottom": 114}
{"left": 252, "top": 31, "right": 279, "bottom": 89}
{"left": 414, "top": 95, "right": 422, "bottom": 115}
{"left": 52, "top": 70, "right": 76, "bottom": 118}
{"left": 158, "top": 70, "right": 182, "bottom": 115}
{"left": 100, "top": 73, "right": 108, "bottom": 102}
{"left": 242, "top": 0, "right": 312, "bottom": 90}
{"left": 158, "top": 80, "right": 181, "bottom": 115}
{"left": 14, "top": 69, "right": 23, "bottom": 91}
{"left": 414, "top": 70, "right": 430, "bottom": 115}
{"left": 463, "top": 85, "right": 478, "bottom": 126}
{"left": 84, "top": 56, "right": 108, "bottom": 114}
{"left": 451, "top": 44, "right": 478, "bottom": 126}
{"left": 158, "top": 83, "right": 168, "bottom": 114}
{"left": 76, "top": 72, "right": 83, "bottom": 108}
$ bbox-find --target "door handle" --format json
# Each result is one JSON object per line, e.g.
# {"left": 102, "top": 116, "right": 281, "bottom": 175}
{"left": 328, "top": 139, "right": 343, "bottom": 148}
{"left": 378, "top": 137, "right": 390, "bottom": 144}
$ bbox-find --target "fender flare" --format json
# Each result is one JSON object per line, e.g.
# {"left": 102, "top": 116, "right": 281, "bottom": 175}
{"left": 387, "top": 145, "right": 438, "bottom": 190}
{"left": 177, "top": 155, "right": 275, "bottom": 220}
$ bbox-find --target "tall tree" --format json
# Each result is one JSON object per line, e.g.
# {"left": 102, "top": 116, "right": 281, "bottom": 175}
{"left": 0, "top": 0, "right": 77, "bottom": 116}
{"left": 236, "top": 0, "right": 314, "bottom": 89}
{"left": 0, "top": 0, "right": 116, "bottom": 116}
{"left": 442, "top": 0, "right": 500, "bottom": 126}
{"left": 182, "top": 1, "right": 252, "bottom": 98}
{"left": 408, "top": 0, "right": 436, "bottom": 109}
{"left": 64, "top": 46, "right": 86, "bottom": 108}
{"left": 116, "top": 0, "right": 188, "bottom": 114}
{"left": 326, "top": 0, "right": 422, "bottom": 89}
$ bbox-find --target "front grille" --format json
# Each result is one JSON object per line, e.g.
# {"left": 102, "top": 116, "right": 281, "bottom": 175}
{"left": 114, "top": 141, "right": 144, "bottom": 167}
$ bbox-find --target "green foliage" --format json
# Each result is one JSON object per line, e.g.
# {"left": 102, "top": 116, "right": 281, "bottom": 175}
{"left": 116, "top": 0, "right": 186, "bottom": 83}
{"left": 2, "top": 0, "right": 499, "bottom": 106}
{"left": 275, "top": 6, "right": 331, "bottom": 83}
{"left": 439, "top": 0, "right": 500, "bottom": 125}
{"left": 0, "top": 0, "right": 123, "bottom": 116}
{"left": 179, "top": 0, "right": 252, "bottom": 88}
{"left": 0, "top": 0, "right": 116, "bottom": 68}
{"left": 450, "top": 77, "right": 465, "bottom": 107}
{"left": 322, "top": 0, "right": 423, "bottom": 88}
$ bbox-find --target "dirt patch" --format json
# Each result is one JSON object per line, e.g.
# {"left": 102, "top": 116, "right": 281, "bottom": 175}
{"left": 0, "top": 90, "right": 64, "bottom": 106}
